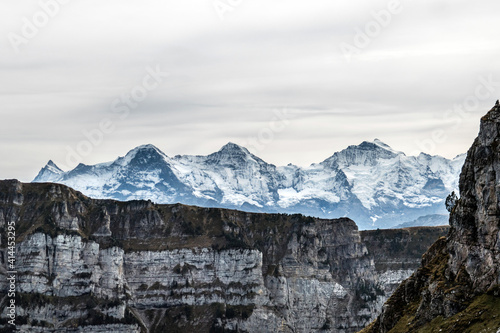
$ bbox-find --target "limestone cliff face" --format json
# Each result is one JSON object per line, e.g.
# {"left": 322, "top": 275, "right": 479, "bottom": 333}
{"left": 0, "top": 180, "right": 446, "bottom": 333}
{"left": 363, "top": 104, "right": 500, "bottom": 333}
{"left": 360, "top": 227, "right": 450, "bottom": 296}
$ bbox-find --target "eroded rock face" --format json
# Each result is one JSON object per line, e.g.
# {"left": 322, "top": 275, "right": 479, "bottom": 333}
{"left": 360, "top": 227, "right": 450, "bottom": 297}
{"left": 447, "top": 107, "right": 500, "bottom": 292}
{"left": 364, "top": 104, "right": 500, "bottom": 333}
{"left": 0, "top": 180, "right": 447, "bottom": 332}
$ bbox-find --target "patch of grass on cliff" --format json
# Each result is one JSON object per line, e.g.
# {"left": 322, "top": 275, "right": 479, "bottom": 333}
{"left": 382, "top": 287, "right": 500, "bottom": 333}
{"left": 414, "top": 286, "right": 500, "bottom": 333}
{"left": 381, "top": 301, "right": 419, "bottom": 333}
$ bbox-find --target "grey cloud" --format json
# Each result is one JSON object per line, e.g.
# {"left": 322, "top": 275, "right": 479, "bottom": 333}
{"left": 1, "top": 0, "right": 499, "bottom": 181}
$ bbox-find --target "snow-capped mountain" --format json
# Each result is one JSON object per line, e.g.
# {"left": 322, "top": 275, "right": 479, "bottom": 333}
{"left": 34, "top": 160, "right": 64, "bottom": 182}
{"left": 32, "top": 140, "right": 465, "bottom": 229}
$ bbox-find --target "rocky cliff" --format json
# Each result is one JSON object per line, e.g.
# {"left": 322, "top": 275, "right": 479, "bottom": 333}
{"left": 0, "top": 180, "right": 446, "bottom": 332}
{"left": 360, "top": 226, "right": 450, "bottom": 296}
{"left": 361, "top": 103, "right": 500, "bottom": 333}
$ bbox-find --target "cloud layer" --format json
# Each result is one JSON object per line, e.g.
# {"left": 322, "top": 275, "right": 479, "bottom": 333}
{"left": 1, "top": 0, "right": 500, "bottom": 181}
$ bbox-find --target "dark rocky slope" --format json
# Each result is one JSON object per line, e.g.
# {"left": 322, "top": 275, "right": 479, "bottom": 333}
{"left": 0, "top": 180, "right": 446, "bottom": 332}
{"left": 361, "top": 103, "right": 500, "bottom": 333}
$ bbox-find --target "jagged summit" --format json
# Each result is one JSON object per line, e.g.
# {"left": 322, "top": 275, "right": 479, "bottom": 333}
{"left": 132, "top": 143, "right": 162, "bottom": 151}
{"left": 322, "top": 139, "right": 401, "bottom": 169}
{"left": 33, "top": 159, "right": 64, "bottom": 182}
{"left": 46, "top": 159, "right": 62, "bottom": 170}
{"left": 355, "top": 139, "right": 403, "bottom": 156}
{"left": 211, "top": 142, "right": 256, "bottom": 159}
{"left": 218, "top": 142, "right": 249, "bottom": 153}
{"left": 370, "top": 138, "right": 404, "bottom": 155}
{"left": 127, "top": 144, "right": 165, "bottom": 157}
{"left": 114, "top": 144, "right": 168, "bottom": 167}
{"left": 205, "top": 142, "right": 268, "bottom": 167}
{"left": 482, "top": 99, "right": 500, "bottom": 121}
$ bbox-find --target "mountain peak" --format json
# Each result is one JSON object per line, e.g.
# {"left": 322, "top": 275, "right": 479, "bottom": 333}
{"left": 46, "top": 160, "right": 63, "bottom": 172}
{"left": 218, "top": 142, "right": 250, "bottom": 154}
{"left": 372, "top": 138, "right": 391, "bottom": 149}
{"left": 321, "top": 139, "right": 402, "bottom": 168}
{"left": 206, "top": 142, "right": 265, "bottom": 167}
{"left": 359, "top": 139, "right": 404, "bottom": 155}
{"left": 33, "top": 160, "right": 63, "bottom": 182}
{"left": 131, "top": 144, "right": 163, "bottom": 153}
{"left": 116, "top": 144, "right": 168, "bottom": 167}
{"left": 125, "top": 144, "right": 166, "bottom": 157}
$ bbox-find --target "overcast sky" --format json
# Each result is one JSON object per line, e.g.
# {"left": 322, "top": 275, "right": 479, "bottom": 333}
{"left": 1, "top": 0, "right": 500, "bottom": 181}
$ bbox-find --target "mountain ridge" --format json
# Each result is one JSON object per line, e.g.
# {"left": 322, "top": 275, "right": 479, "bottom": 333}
{"left": 33, "top": 140, "right": 465, "bottom": 229}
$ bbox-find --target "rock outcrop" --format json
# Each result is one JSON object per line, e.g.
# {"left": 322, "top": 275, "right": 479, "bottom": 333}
{"left": 0, "top": 180, "right": 447, "bottom": 332}
{"left": 361, "top": 103, "right": 500, "bottom": 333}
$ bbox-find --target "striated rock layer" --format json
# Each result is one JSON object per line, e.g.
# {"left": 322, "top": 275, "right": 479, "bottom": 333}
{"left": 0, "top": 180, "right": 446, "bottom": 332}
{"left": 361, "top": 103, "right": 500, "bottom": 333}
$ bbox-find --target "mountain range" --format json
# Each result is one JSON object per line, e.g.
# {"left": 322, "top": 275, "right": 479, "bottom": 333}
{"left": 33, "top": 139, "right": 465, "bottom": 229}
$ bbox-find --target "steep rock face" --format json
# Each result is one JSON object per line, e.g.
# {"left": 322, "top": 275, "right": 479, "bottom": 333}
{"left": 447, "top": 108, "right": 500, "bottom": 293}
{"left": 362, "top": 104, "right": 500, "bottom": 333}
{"left": 0, "top": 180, "right": 447, "bottom": 332}
{"left": 32, "top": 140, "right": 465, "bottom": 229}
{"left": 360, "top": 226, "right": 450, "bottom": 295}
